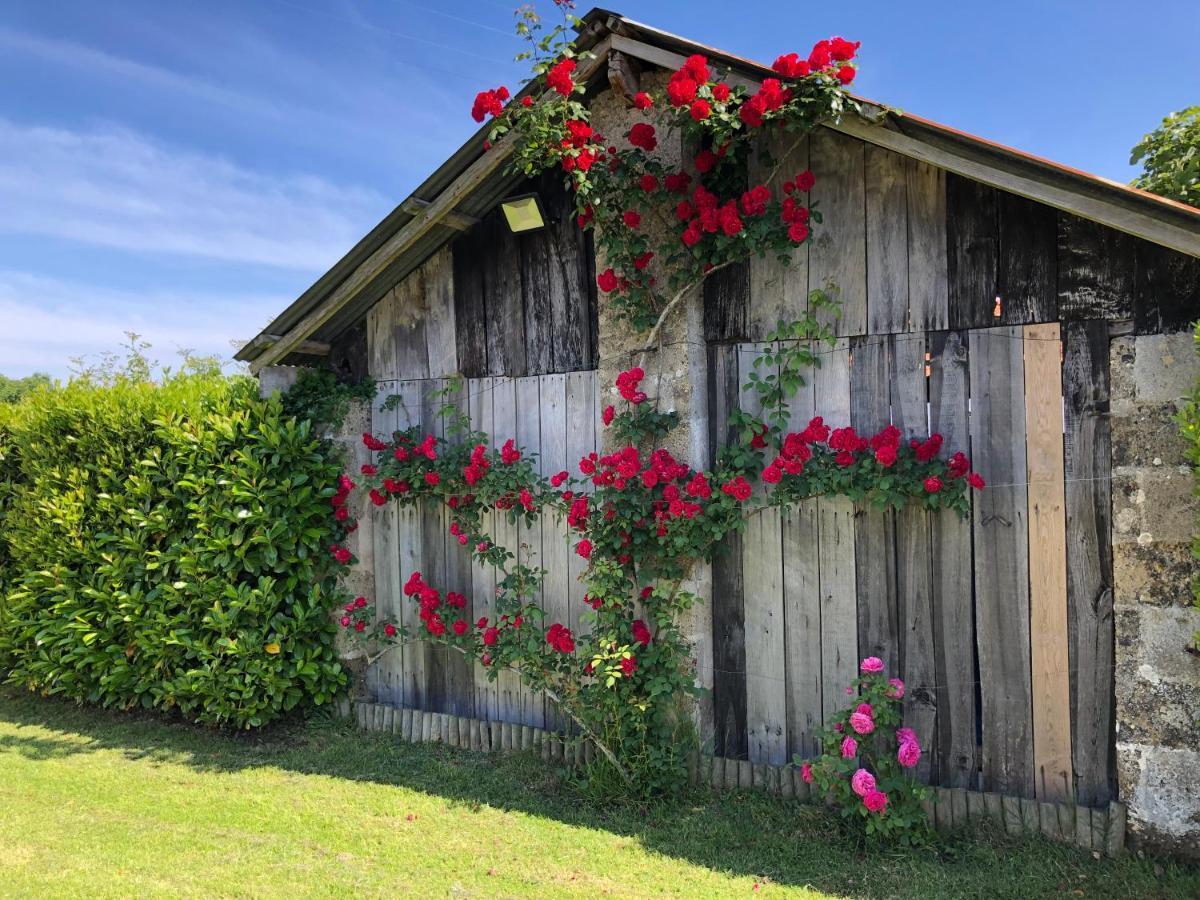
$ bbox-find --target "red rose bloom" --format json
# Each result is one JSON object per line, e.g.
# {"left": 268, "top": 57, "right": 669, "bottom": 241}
{"left": 694, "top": 149, "right": 717, "bottom": 173}
{"left": 482, "top": 627, "right": 498, "bottom": 646}
{"left": 829, "top": 37, "right": 861, "bottom": 61}
{"left": 575, "top": 539, "right": 592, "bottom": 559}
{"left": 628, "top": 122, "right": 657, "bottom": 151}
{"left": 968, "top": 472, "right": 986, "bottom": 490}
{"left": 597, "top": 268, "right": 619, "bottom": 293}
{"left": 424, "top": 471, "right": 440, "bottom": 486}
{"left": 795, "top": 169, "right": 816, "bottom": 191}
{"left": 837, "top": 65, "right": 856, "bottom": 85}
{"left": 664, "top": 171, "right": 691, "bottom": 193}
{"left": 620, "top": 656, "right": 638, "bottom": 677}
{"left": 632, "top": 619, "right": 652, "bottom": 646}
{"left": 623, "top": 210, "right": 641, "bottom": 228}
{"left": 924, "top": 475, "right": 943, "bottom": 493}
{"left": 712, "top": 82, "right": 731, "bottom": 101}
{"left": 384, "top": 623, "right": 398, "bottom": 638}
{"left": 546, "top": 57, "right": 576, "bottom": 96}
{"left": 689, "top": 99, "right": 711, "bottom": 121}
{"left": 682, "top": 54, "right": 709, "bottom": 83}
{"left": 602, "top": 405, "right": 615, "bottom": 426}
{"left": 875, "top": 445, "right": 898, "bottom": 467}
{"left": 632, "top": 91, "right": 652, "bottom": 109}
{"left": 639, "top": 173, "right": 657, "bottom": 193}
{"left": 762, "top": 464, "right": 783, "bottom": 484}
{"left": 633, "top": 251, "right": 654, "bottom": 270}
{"left": 452, "top": 619, "right": 468, "bottom": 636}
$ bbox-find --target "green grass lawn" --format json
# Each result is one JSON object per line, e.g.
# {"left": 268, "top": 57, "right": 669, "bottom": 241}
{"left": 0, "top": 690, "right": 1196, "bottom": 899}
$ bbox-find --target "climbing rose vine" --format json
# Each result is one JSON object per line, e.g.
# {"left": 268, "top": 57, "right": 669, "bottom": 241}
{"left": 327, "top": 6, "right": 986, "bottom": 818}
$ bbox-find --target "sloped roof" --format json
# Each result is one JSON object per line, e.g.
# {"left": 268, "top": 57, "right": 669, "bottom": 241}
{"left": 238, "top": 7, "right": 1200, "bottom": 370}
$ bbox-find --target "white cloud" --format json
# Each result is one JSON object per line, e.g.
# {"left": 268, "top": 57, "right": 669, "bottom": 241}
{"left": 0, "top": 117, "right": 389, "bottom": 270}
{"left": 0, "top": 271, "right": 284, "bottom": 377}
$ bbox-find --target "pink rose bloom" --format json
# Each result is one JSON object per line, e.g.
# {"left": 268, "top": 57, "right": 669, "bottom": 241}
{"left": 896, "top": 727, "right": 916, "bottom": 746}
{"left": 887, "top": 678, "right": 905, "bottom": 699}
{"left": 855, "top": 703, "right": 873, "bottom": 717}
{"left": 860, "top": 656, "right": 884, "bottom": 674}
{"left": 800, "top": 762, "right": 813, "bottom": 784}
{"left": 840, "top": 736, "right": 858, "bottom": 758}
{"left": 850, "top": 768, "right": 876, "bottom": 797}
{"left": 863, "top": 790, "right": 888, "bottom": 813}
{"left": 898, "top": 740, "right": 921, "bottom": 768}
{"left": 849, "top": 711, "right": 875, "bottom": 735}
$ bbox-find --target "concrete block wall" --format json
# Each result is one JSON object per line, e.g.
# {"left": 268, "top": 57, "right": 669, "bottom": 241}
{"left": 1110, "top": 332, "right": 1200, "bottom": 858}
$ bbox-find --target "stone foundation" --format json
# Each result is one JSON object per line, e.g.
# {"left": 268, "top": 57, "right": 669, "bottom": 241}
{"left": 1110, "top": 331, "right": 1200, "bottom": 858}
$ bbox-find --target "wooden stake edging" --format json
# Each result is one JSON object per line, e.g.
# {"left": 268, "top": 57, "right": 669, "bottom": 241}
{"left": 348, "top": 702, "right": 1125, "bottom": 856}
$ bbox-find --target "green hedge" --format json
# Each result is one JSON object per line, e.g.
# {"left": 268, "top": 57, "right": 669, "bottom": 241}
{"left": 0, "top": 373, "right": 349, "bottom": 727}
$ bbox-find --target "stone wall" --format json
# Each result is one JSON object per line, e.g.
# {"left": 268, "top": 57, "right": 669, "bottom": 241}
{"left": 1110, "top": 331, "right": 1200, "bottom": 858}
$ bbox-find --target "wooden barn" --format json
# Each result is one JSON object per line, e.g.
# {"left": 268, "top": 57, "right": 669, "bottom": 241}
{"left": 237, "top": 10, "right": 1200, "bottom": 852}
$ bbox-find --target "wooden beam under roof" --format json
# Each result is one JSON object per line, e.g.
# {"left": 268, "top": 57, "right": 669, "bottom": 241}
{"left": 399, "top": 198, "right": 478, "bottom": 231}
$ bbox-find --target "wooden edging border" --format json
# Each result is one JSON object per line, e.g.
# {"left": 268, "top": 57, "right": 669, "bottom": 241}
{"left": 341, "top": 698, "right": 1125, "bottom": 857}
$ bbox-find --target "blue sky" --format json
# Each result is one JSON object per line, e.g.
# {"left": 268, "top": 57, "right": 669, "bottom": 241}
{"left": 1, "top": 0, "right": 1196, "bottom": 377}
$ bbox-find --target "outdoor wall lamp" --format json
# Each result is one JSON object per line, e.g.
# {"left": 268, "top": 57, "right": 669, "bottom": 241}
{"left": 499, "top": 193, "right": 547, "bottom": 233}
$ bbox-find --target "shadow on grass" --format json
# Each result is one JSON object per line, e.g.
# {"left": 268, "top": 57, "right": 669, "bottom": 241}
{"left": 1, "top": 688, "right": 1196, "bottom": 898}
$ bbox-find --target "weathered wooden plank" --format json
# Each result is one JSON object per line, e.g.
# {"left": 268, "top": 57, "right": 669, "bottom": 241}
{"left": 739, "top": 343, "right": 787, "bottom": 765}
{"left": 452, "top": 225, "right": 488, "bottom": 377}
{"left": 565, "top": 371, "right": 596, "bottom": 638}
{"left": 367, "top": 287, "right": 400, "bottom": 380}
{"left": 538, "top": 373, "right": 570, "bottom": 730}
{"left": 483, "top": 211, "right": 526, "bottom": 377}
{"left": 395, "top": 268, "right": 431, "bottom": 380}
{"left": 849, "top": 335, "right": 898, "bottom": 671}
{"left": 1133, "top": 237, "right": 1200, "bottom": 335}
{"left": 1063, "top": 321, "right": 1114, "bottom": 806}
{"left": 371, "top": 384, "right": 403, "bottom": 705}
{"left": 782, "top": 347, "right": 821, "bottom": 761}
{"left": 928, "top": 330, "right": 977, "bottom": 788}
{"left": 514, "top": 376, "right": 546, "bottom": 729}
{"left": 969, "top": 326, "right": 1034, "bottom": 798}
{"left": 998, "top": 192, "right": 1057, "bottom": 324}
{"left": 491, "top": 377, "right": 521, "bottom": 722}
{"left": 420, "top": 379, "right": 450, "bottom": 713}
{"left": 906, "top": 159, "right": 949, "bottom": 331}
{"left": 865, "top": 144, "right": 909, "bottom": 334}
{"left": 892, "top": 333, "right": 937, "bottom": 784}
{"left": 809, "top": 129, "right": 867, "bottom": 336}
{"left": 748, "top": 132, "right": 809, "bottom": 338}
{"left": 519, "top": 221, "right": 555, "bottom": 376}
{"left": 394, "top": 380, "right": 426, "bottom": 709}
{"left": 441, "top": 381, "right": 475, "bottom": 717}
{"left": 1024, "top": 323, "right": 1072, "bottom": 801}
{"left": 539, "top": 170, "right": 593, "bottom": 373}
{"left": 423, "top": 247, "right": 458, "bottom": 377}
{"left": 707, "top": 344, "right": 747, "bottom": 758}
{"left": 814, "top": 338, "right": 857, "bottom": 718}
{"left": 1056, "top": 213, "right": 1135, "bottom": 321}
{"left": 468, "top": 378, "right": 498, "bottom": 721}
{"left": 703, "top": 262, "right": 750, "bottom": 343}
{"left": 947, "top": 174, "right": 999, "bottom": 330}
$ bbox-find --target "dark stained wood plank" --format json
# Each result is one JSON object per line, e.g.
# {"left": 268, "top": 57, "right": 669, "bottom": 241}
{"left": 865, "top": 144, "right": 909, "bottom": 334}
{"left": 704, "top": 261, "right": 750, "bottom": 343}
{"left": 906, "top": 159, "right": 949, "bottom": 331}
{"left": 927, "top": 330, "right": 978, "bottom": 788}
{"left": 1063, "top": 321, "right": 1115, "bottom": 806}
{"left": 969, "top": 326, "right": 1034, "bottom": 798}
{"left": 947, "top": 173, "right": 999, "bottom": 330}
{"left": 849, "top": 335, "right": 898, "bottom": 671}
{"left": 483, "top": 210, "right": 527, "bottom": 377}
{"left": 327, "top": 319, "right": 369, "bottom": 384}
{"left": 997, "top": 192, "right": 1057, "bottom": 324}
{"left": 1134, "top": 238, "right": 1200, "bottom": 334}
{"left": 452, "top": 225, "right": 489, "bottom": 377}
{"left": 539, "top": 171, "right": 593, "bottom": 373}
{"left": 1056, "top": 213, "right": 1135, "bottom": 321}
{"left": 519, "top": 224, "right": 555, "bottom": 375}
{"left": 891, "top": 332, "right": 937, "bottom": 784}
{"left": 708, "top": 343, "right": 748, "bottom": 758}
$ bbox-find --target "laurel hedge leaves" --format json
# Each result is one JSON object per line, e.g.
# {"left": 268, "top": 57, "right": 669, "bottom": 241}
{"left": 0, "top": 373, "right": 349, "bottom": 727}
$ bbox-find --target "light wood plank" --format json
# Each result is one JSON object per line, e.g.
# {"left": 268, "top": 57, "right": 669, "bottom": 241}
{"left": 865, "top": 144, "right": 909, "bottom": 334}
{"left": 420, "top": 379, "right": 449, "bottom": 712}
{"left": 468, "top": 377, "right": 498, "bottom": 721}
{"left": 1023, "top": 323, "right": 1072, "bottom": 801}
{"left": 441, "top": 380, "right": 475, "bottom": 716}
{"left": 538, "top": 374, "right": 570, "bottom": 730}
{"left": 367, "top": 287, "right": 399, "bottom": 380}
{"left": 490, "top": 377, "right": 521, "bottom": 723}
{"left": 395, "top": 268, "right": 431, "bottom": 380}
{"left": 565, "top": 371, "right": 596, "bottom": 638}
{"left": 514, "top": 375, "right": 546, "bottom": 729}
{"left": 393, "top": 380, "right": 426, "bottom": 709}
{"left": 422, "top": 247, "right": 458, "bottom": 377}
{"left": 748, "top": 133, "right": 809, "bottom": 338}
{"left": 809, "top": 130, "right": 867, "bottom": 336}
{"left": 371, "top": 382, "right": 403, "bottom": 705}
{"left": 969, "top": 326, "right": 1034, "bottom": 797}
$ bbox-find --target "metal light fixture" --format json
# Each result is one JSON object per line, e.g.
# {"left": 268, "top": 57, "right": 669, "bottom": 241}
{"left": 499, "top": 193, "right": 546, "bottom": 233}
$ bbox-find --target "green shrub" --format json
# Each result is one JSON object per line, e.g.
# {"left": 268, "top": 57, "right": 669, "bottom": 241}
{"left": 0, "top": 372, "right": 349, "bottom": 727}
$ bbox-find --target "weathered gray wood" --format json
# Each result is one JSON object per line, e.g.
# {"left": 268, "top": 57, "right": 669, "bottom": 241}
{"left": 1039, "top": 801, "right": 1060, "bottom": 840}
{"left": 538, "top": 374, "right": 570, "bottom": 731}
{"left": 519, "top": 217, "right": 555, "bottom": 375}
{"left": 969, "top": 327, "right": 1034, "bottom": 798}
{"left": 849, "top": 335, "right": 898, "bottom": 671}
{"left": 371, "top": 384, "right": 403, "bottom": 706}
{"left": 928, "top": 331, "right": 977, "bottom": 788}
{"left": 1057, "top": 213, "right": 1135, "bottom": 321}
{"left": 441, "top": 382, "right": 475, "bottom": 717}
{"left": 514, "top": 376, "right": 546, "bottom": 729}
{"left": 395, "top": 269, "right": 431, "bottom": 380}
{"left": 906, "top": 159, "right": 949, "bottom": 331}
{"left": 997, "top": 191, "right": 1057, "bottom": 324}
{"left": 468, "top": 377, "right": 498, "bottom": 722}
{"left": 749, "top": 132, "right": 809, "bottom": 338}
{"left": 983, "top": 791, "right": 1004, "bottom": 825}
{"left": 814, "top": 339, "right": 857, "bottom": 720}
{"left": 1073, "top": 805, "right": 1092, "bottom": 849}
{"left": 565, "top": 372, "right": 597, "bottom": 638}
{"left": 420, "top": 380, "right": 450, "bottom": 712}
{"left": 1090, "top": 805, "right": 1108, "bottom": 852}
{"left": 1133, "top": 238, "right": 1200, "bottom": 334}
{"left": 1020, "top": 796, "right": 1039, "bottom": 833}
{"left": 1063, "top": 321, "right": 1115, "bottom": 807}
{"left": 737, "top": 344, "right": 787, "bottom": 765}
{"left": 452, "top": 226, "right": 489, "bottom": 377}
{"left": 367, "top": 287, "right": 400, "bottom": 380}
{"left": 950, "top": 788, "right": 968, "bottom": 828}
{"left": 707, "top": 344, "right": 747, "bottom": 759}
{"left": 865, "top": 144, "right": 909, "bottom": 334}
{"left": 423, "top": 248, "right": 458, "bottom": 377}
{"left": 483, "top": 212, "right": 526, "bottom": 377}
{"left": 490, "top": 377, "right": 521, "bottom": 723}
{"left": 394, "top": 380, "right": 426, "bottom": 709}
{"left": 809, "top": 129, "right": 867, "bottom": 336}
{"left": 893, "top": 335, "right": 937, "bottom": 783}
{"left": 966, "top": 789, "right": 985, "bottom": 824}
{"left": 948, "top": 174, "right": 999, "bottom": 330}
{"left": 1003, "top": 796, "right": 1022, "bottom": 835}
